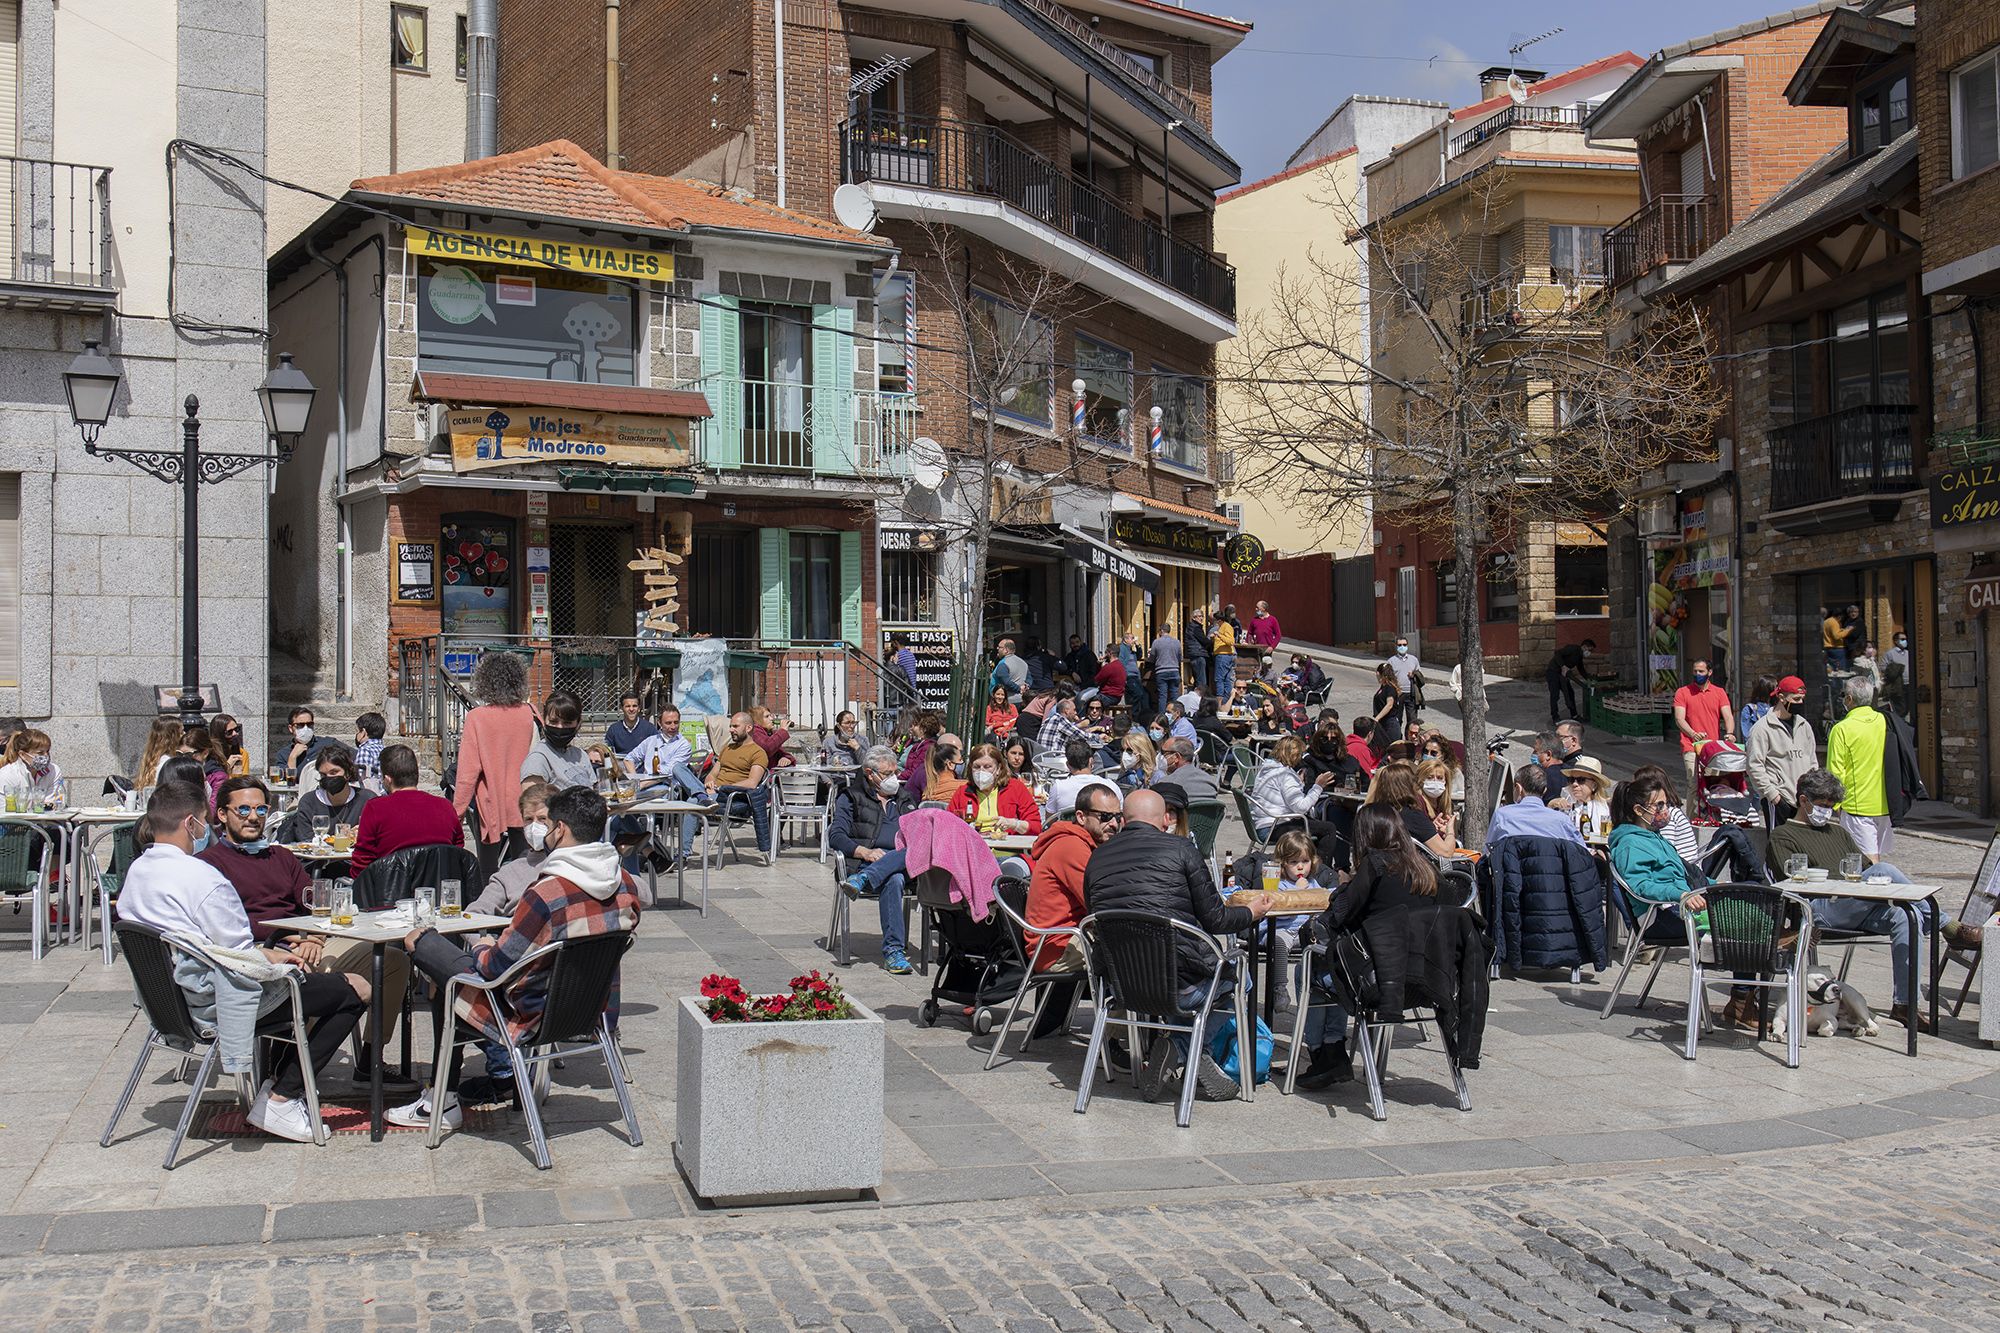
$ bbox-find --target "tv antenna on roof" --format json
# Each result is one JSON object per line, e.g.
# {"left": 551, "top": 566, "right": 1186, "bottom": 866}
{"left": 1504, "top": 27, "right": 1562, "bottom": 103}
{"left": 1508, "top": 27, "right": 1563, "bottom": 64}
{"left": 850, "top": 54, "right": 912, "bottom": 98}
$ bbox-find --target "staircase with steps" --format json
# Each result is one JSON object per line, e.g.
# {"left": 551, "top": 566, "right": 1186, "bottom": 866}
{"left": 267, "top": 651, "right": 451, "bottom": 784}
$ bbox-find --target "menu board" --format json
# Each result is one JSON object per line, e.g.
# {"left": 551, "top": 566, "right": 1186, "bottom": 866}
{"left": 393, "top": 539, "right": 438, "bottom": 604}
{"left": 883, "top": 628, "right": 955, "bottom": 712}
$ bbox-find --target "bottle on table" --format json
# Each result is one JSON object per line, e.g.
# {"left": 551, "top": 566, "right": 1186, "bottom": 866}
{"left": 1221, "top": 854, "right": 1236, "bottom": 893}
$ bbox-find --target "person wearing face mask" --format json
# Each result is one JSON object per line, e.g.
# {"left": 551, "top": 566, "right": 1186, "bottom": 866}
{"left": 1672, "top": 659, "right": 1734, "bottom": 815}
{"left": 1880, "top": 630, "right": 1913, "bottom": 717}
{"left": 202, "top": 777, "right": 411, "bottom": 1075}
{"left": 832, "top": 746, "right": 918, "bottom": 975}
{"left": 281, "top": 707, "right": 333, "bottom": 782}
{"left": 389, "top": 784, "right": 641, "bottom": 1131}
{"left": 922, "top": 736, "right": 967, "bottom": 806}
{"left": 0, "top": 727, "right": 64, "bottom": 805}
{"left": 118, "top": 780, "right": 371, "bottom": 1143}
{"left": 520, "top": 692, "right": 596, "bottom": 790}
{"left": 947, "top": 744, "right": 1044, "bottom": 836}
{"left": 277, "top": 744, "right": 374, "bottom": 845}
{"left": 1746, "top": 675, "right": 1815, "bottom": 826}
{"left": 469, "top": 781, "right": 553, "bottom": 917}
{"left": 349, "top": 744, "right": 465, "bottom": 872}
{"left": 1607, "top": 775, "right": 1702, "bottom": 911}
{"left": 1766, "top": 768, "right": 1980, "bottom": 1033}
{"left": 211, "top": 713, "right": 251, "bottom": 777}
{"left": 1115, "top": 732, "right": 1159, "bottom": 792}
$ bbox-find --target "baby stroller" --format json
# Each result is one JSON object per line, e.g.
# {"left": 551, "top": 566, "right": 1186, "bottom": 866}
{"left": 1695, "top": 739, "right": 1761, "bottom": 830}
{"left": 909, "top": 865, "right": 1028, "bottom": 1032}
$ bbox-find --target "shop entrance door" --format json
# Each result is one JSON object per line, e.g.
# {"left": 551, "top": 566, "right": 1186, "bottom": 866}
{"left": 1396, "top": 567, "right": 1417, "bottom": 640}
{"left": 549, "top": 523, "right": 636, "bottom": 715}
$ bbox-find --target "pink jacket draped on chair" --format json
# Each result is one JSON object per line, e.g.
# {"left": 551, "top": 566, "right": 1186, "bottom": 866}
{"left": 896, "top": 807, "right": 997, "bottom": 922}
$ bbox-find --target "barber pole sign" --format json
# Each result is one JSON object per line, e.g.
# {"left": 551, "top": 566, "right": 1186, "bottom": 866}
{"left": 1148, "top": 418, "right": 1164, "bottom": 456}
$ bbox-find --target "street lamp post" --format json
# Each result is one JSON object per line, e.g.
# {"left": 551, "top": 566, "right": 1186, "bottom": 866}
{"left": 62, "top": 341, "right": 316, "bottom": 726}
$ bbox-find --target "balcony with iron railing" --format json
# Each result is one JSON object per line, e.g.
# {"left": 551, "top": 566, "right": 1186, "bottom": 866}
{"left": 1015, "top": 0, "right": 1203, "bottom": 122}
{"left": 1767, "top": 403, "right": 1917, "bottom": 514}
{"left": 692, "top": 376, "right": 916, "bottom": 480}
{"left": 1459, "top": 275, "right": 1605, "bottom": 335}
{"left": 0, "top": 156, "right": 115, "bottom": 307}
{"left": 1446, "top": 103, "right": 1588, "bottom": 159}
{"left": 841, "top": 111, "right": 1235, "bottom": 318}
{"left": 1604, "top": 194, "right": 1718, "bottom": 290}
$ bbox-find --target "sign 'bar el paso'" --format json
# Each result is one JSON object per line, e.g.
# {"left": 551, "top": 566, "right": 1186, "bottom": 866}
{"left": 406, "top": 225, "right": 674, "bottom": 282}
{"left": 1930, "top": 459, "right": 2000, "bottom": 530}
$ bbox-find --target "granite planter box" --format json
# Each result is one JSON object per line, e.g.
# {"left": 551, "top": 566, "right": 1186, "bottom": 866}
{"left": 674, "top": 994, "right": 884, "bottom": 1206}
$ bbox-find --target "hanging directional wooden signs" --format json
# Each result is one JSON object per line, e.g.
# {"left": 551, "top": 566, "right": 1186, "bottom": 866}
{"left": 628, "top": 543, "right": 684, "bottom": 634}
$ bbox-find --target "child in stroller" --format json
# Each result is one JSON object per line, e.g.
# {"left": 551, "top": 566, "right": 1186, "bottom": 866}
{"left": 1694, "top": 739, "right": 1762, "bottom": 830}
{"left": 909, "top": 861, "right": 1031, "bottom": 1031}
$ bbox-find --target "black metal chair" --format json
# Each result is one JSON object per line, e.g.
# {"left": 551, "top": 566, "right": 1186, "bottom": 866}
{"left": 1599, "top": 866, "right": 1697, "bottom": 1019}
{"left": 1686, "top": 883, "right": 1811, "bottom": 1068}
{"left": 353, "top": 842, "right": 487, "bottom": 910}
{"left": 101, "top": 922, "right": 330, "bottom": 1168}
{"left": 1074, "top": 909, "right": 1250, "bottom": 1128}
{"left": 1319, "top": 913, "right": 1477, "bottom": 1122}
{"left": 428, "top": 929, "right": 640, "bottom": 1170}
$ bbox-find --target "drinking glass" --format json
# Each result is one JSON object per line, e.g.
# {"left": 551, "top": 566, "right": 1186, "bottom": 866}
{"left": 307, "top": 881, "right": 331, "bottom": 918}
{"left": 268, "top": 763, "right": 285, "bottom": 784}
{"left": 440, "top": 880, "right": 463, "bottom": 917}
{"left": 415, "top": 887, "right": 436, "bottom": 923}
{"left": 1785, "top": 854, "right": 1809, "bottom": 882}
{"left": 330, "top": 882, "right": 356, "bottom": 927}
{"left": 1260, "top": 863, "right": 1280, "bottom": 896}
{"left": 311, "top": 816, "right": 331, "bottom": 845}
{"left": 1840, "top": 853, "right": 1864, "bottom": 882}
{"left": 394, "top": 897, "right": 417, "bottom": 924}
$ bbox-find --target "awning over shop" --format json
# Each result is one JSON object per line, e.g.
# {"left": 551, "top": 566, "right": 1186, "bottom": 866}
{"left": 992, "top": 523, "right": 1161, "bottom": 593}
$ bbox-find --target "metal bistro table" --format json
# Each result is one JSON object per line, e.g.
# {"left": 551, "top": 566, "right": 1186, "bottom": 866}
{"left": 1800, "top": 878, "right": 1944, "bottom": 1058}
{"left": 264, "top": 908, "right": 511, "bottom": 1140}
{"left": 613, "top": 794, "right": 717, "bottom": 915}
{"left": 1231, "top": 886, "right": 1333, "bottom": 1028}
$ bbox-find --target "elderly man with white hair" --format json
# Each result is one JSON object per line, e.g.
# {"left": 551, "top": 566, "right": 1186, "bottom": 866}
{"left": 831, "top": 744, "right": 917, "bottom": 975}
{"left": 1826, "top": 675, "right": 1896, "bottom": 860}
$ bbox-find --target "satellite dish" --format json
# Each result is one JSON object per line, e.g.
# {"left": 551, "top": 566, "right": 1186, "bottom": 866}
{"left": 832, "top": 183, "right": 879, "bottom": 234}
{"left": 1506, "top": 72, "right": 1529, "bottom": 105}
{"left": 907, "top": 436, "right": 948, "bottom": 491}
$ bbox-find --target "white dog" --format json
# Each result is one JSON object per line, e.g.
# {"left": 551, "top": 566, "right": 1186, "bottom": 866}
{"left": 1772, "top": 971, "right": 1879, "bottom": 1038}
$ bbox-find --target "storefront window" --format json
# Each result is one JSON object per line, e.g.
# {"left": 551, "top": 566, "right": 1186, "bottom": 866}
{"left": 1075, "top": 334, "right": 1132, "bottom": 448}
{"left": 417, "top": 260, "right": 640, "bottom": 384}
{"left": 1151, "top": 367, "right": 1208, "bottom": 471}
{"left": 789, "top": 532, "right": 839, "bottom": 642}
{"left": 883, "top": 549, "right": 936, "bottom": 623}
{"left": 1483, "top": 551, "right": 1518, "bottom": 623}
{"left": 1434, "top": 559, "right": 1458, "bottom": 627}
{"left": 687, "top": 530, "right": 756, "bottom": 639}
{"left": 970, "top": 292, "right": 1053, "bottom": 426}
{"left": 1554, "top": 544, "right": 1609, "bottom": 618}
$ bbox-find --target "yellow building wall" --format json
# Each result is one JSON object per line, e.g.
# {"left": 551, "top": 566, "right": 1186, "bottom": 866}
{"left": 1215, "top": 153, "right": 1373, "bottom": 560}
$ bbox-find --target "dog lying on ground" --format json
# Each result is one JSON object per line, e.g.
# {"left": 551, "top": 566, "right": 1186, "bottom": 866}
{"left": 1770, "top": 971, "right": 1879, "bottom": 1038}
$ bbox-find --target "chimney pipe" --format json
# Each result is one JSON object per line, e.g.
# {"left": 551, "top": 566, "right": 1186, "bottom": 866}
{"left": 606, "top": 0, "right": 622, "bottom": 169}
{"left": 464, "top": 0, "right": 498, "bottom": 159}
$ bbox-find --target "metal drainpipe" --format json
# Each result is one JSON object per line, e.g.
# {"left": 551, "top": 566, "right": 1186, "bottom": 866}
{"left": 606, "top": 0, "right": 621, "bottom": 168}
{"left": 773, "top": 0, "right": 786, "bottom": 207}
{"left": 305, "top": 231, "right": 352, "bottom": 699}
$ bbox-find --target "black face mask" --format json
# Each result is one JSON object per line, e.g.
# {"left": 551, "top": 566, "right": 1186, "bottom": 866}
{"left": 320, "top": 774, "right": 348, "bottom": 794}
{"left": 543, "top": 726, "right": 578, "bottom": 750}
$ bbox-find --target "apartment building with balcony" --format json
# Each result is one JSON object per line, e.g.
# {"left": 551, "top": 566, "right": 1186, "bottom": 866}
{"left": 268, "top": 140, "right": 918, "bottom": 729}
{"left": 1583, "top": 3, "right": 1851, "bottom": 702}
{"left": 0, "top": 1, "right": 275, "bottom": 783}
{"left": 1627, "top": 5, "right": 1946, "bottom": 796}
{"left": 495, "top": 0, "right": 1249, "bottom": 655}
{"left": 1362, "top": 55, "right": 1642, "bottom": 678}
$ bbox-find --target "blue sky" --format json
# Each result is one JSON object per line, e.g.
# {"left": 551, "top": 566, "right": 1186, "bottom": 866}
{"left": 1210, "top": 1, "right": 1807, "bottom": 182}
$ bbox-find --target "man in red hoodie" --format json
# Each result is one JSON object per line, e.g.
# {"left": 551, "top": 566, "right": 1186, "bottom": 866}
{"left": 1021, "top": 783, "right": 1124, "bottom": 1039}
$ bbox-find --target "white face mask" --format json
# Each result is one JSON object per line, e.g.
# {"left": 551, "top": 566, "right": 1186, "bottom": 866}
{"left": 1422, "top": 778, "right": 1446, "bottom": 798}
{"left": 972, "top": 769, "right": 997, "bottom": 791}
{"left": 876, "top": 774, "right": 902, "bottom": 797}
{"left": 1120, "top": 752, "right": 1139, "bottom": 771}
{"left": 1806, "top": 807, "right": 1833, "bottom": 828}
{"left": 524, "top": 821, "right": 549, "bottom": 850}
{"left": 293, "top": 725, "right": 314, "bottom": 743}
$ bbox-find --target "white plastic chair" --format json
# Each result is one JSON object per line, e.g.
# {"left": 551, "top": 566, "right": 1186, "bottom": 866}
{"left": 772, "top": 767, "right": 831, "bottom": 862}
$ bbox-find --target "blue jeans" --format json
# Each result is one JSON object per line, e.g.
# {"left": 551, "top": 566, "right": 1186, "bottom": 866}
{"left": 1153, "top": 673, "right": 1180, "bottom": 713}
{"left": 1169, "top": 981, "right": 1235, "bottom": 1061}
{"left": 716, "top": 784, "right": 770, "bottom": 852}
{"left": 1213, "top": 654, "right": 1236, "bottom": 702}
{"left": 1810, "top": 861, "right": 1936, "bottom": 1006}
{"left": 850, "top": 849, "right": 908, "bottom": 955}
{"left": 1188, "top": 657, "right": 1207, "bottom": 690}
{"left": 1302, "top": 971, "right": 1349, "bottom": 1048}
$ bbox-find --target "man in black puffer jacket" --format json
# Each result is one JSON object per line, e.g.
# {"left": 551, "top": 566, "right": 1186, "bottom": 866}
{"left": 1083, "top": 790, "right": 1272, "bottom": 1099}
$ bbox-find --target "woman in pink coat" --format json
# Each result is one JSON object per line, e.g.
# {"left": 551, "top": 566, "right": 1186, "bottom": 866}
{"left": 451, "top": 651, "right": 537, "bottom": 874}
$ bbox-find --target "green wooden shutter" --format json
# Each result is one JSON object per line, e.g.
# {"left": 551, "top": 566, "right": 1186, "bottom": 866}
{"left": 838, "top": 529, "right": 863, "bottom": 646}
{"left": 758, "top": 526, "right": 790, "bottom": 646}
{"left": 699, "top": 295, "right": 742, "bottom": 469}
{"left": 810, "top": 304, "right": 857, "bottom": 474}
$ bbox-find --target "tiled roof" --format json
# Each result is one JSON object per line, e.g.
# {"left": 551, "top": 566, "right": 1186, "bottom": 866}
{"left": 412, "top": 371, "right": 714, "bottom": 420}
{"left": 351, "top": 140, "right": 885, "bottom": 249}
{"left": 1450, "top": 52, "right": 1646, "bottom": 122}
{"left": 1121, "top": 492, "right": 1233, "bottom": 527}
{"left": 1219, "top": 147, "right": 1359, "bottom": 203}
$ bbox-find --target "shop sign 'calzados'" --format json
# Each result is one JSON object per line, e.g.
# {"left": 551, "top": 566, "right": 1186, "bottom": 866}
{"left": 407, "top": 225, "right": 673, "bottom": 282}
{"left": 1930, "top": 460, "right": 2000, "bottom": 530}
{"left": 448, "top": 408, "right": 692, "bottom": 472}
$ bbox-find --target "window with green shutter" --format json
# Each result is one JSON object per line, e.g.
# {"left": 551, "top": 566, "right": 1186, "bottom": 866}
{"left": 811, "top": 304, "right": 856, "bottom": 474}
{"left": 758, "top": 526, "right": 790, "bottom": 645}
{"left": 839, "top": 530, "right": 863, "bottom": 644}
{"left": 699, "top": 295, "right": 742, "bottom": 468}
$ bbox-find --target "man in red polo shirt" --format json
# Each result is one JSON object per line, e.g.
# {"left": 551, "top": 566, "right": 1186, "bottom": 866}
{"left": 350, "top": 744, "right": 465, "bottom": 871}
{"left": 1672, "top": 659, "right": 1734, "bottom": 814}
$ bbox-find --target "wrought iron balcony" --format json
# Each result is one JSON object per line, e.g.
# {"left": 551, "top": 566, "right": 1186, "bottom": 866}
{"left": 1767, "top": 404, "right": 1917, "bottom": 512}
{"left": 841, "top": 111, "right": 1235, "bottom": 318}
{"left": 1446, "top": 103, "right": 1587, "bottom": 158}
{"left": 693, "top": 376, "right": 914, "bottom": 479}
{"left": 1604, "top": 194, "right": 1717, "bottom": 289}
{"left": 0, "top": 156, "right": 115, "bottom": 307}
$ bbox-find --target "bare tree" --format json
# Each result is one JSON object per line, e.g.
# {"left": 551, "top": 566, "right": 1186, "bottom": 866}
{"left": 874, "top": 221, "right": 1129, "bottom": 732}
{"left": 1224, "top": 179, "right": 1723, "bottom": 842}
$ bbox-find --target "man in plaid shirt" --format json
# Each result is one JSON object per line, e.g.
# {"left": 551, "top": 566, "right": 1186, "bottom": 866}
{"left": 1038, "top": 692, "right": 1104, "bottom": 765}
{"left": 388, "top": 784, "right": 641, "bottom": 1130}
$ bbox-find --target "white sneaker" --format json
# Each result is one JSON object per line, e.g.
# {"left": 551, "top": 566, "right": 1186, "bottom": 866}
{"left": 385, "top": 1090, "right": 463, "bottom": 1131}
{"left": 246, "top": 1092, "right": 319, "bottom": 1143}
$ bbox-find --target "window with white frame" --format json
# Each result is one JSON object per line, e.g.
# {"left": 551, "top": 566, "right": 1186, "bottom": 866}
{"left": 1548, "top": 225, "right": 1607, "bottom": 284}
{"left": 1396, "top": 260, "right": 1428, "bottom": 312}
{"left": 1955, "top": 49, "right": 2000, "bottom": 178}
{"left": 877, "top": 272, "right": 913, "bottom": 394}
{"left": 1151, "top": 367, "right": 1207, "bottom": 470}
{"left": 970, "top": 291, "right": 1053, "bottom": 426}
{"left": 1075, "top": 334, "right": 1132, "bottom": 447}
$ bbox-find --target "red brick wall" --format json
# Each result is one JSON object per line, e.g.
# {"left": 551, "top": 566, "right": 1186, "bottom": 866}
{"left": 1222, "top": 551, "right": 1330, "bottom": 645}
{"left": 1919, "top": 0, "right": 2000, "bottom": 277}
{"left": 1716, "top": 18, "right": 1851, "bottom": 227}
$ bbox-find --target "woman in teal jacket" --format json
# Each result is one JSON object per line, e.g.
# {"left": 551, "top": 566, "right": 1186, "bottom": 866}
{"left": 1606, "top": 773, "right": 1703, "bottom": 909}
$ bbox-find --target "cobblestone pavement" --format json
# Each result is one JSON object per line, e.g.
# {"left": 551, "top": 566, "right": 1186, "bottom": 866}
{"left": 6, "top": 1120, "right": 1999, "bottom": 1331}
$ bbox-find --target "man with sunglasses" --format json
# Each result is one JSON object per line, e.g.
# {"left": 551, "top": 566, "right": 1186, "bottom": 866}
{"left": 201, "top": 776, "right": 411, "bottom": 1070}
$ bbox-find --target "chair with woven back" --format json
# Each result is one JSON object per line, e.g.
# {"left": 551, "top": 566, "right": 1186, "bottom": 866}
{"left": 1686, "top": 883, "right": 1811, "bottom": 1068}
{"left": 353, "top": 843, "right": 488, "bottom": 912}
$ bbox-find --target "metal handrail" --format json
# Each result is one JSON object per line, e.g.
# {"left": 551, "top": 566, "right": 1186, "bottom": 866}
{"left": 0, "top": 155, "right": 113, "bottom": 288}
{"left": 1767, "top": 403, "right": 1918, "bottom": 512}
{"left": 842, "top": 110, "right": 1235, "bottom": 317}
{"left": 1015, "top": 0, "right": 1202, "bottom": 120}
{"left": 1447, "top": 103, "right": 1587, "bottom": 158}
{"left": 1604, "top": 194, "right": 1717, "bottom": 289}
{"left": 688, "top": 375, "right": 915, "bottom": 477}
